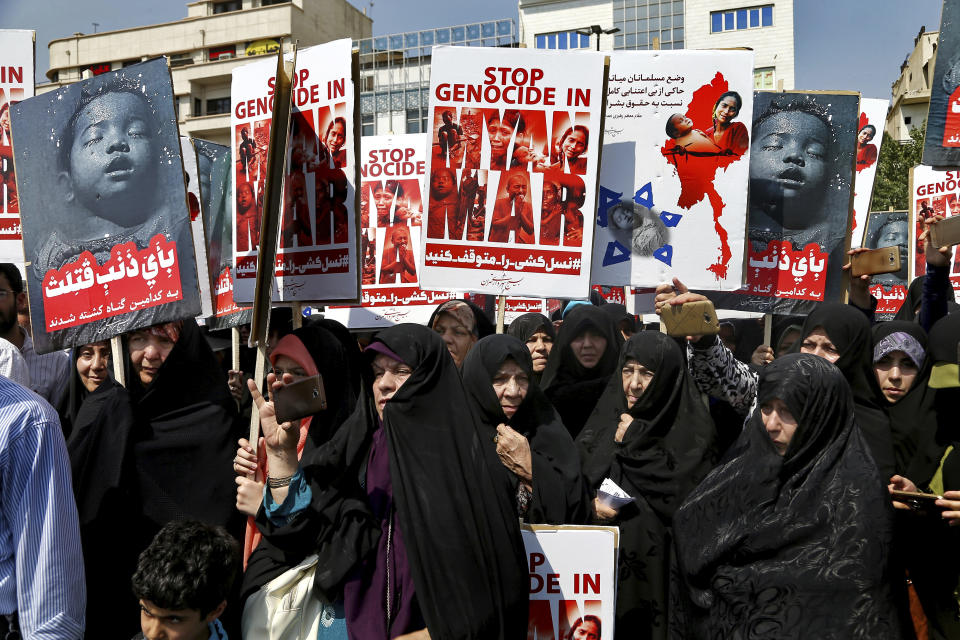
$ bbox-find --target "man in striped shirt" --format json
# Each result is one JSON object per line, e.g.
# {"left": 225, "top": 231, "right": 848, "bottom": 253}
{"left": 0, "top": 374, "right": 85, "bottom": 637}
{"left": 0, "top": 264, "right": 71, "bottom": 407}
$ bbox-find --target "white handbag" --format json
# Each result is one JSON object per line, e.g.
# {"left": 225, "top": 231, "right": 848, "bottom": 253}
{"left": 241, "top": 554, "right": 323, "bottom": 640}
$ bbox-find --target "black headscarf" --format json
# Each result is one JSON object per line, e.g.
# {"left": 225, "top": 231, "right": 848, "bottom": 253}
{"left": 127, "top": 319, "right": 243, "bottom": 540}
{"left": 461, "top": 334, "right": 589, "bottom": 525}
{"left": 62, "top": 349, "right": 141, "bottom": 638}
{"left": 577, "top": 332, "right": 718, "bottom": 639}
{"left": 800, "top": 303, "right": 897, "bottom": 479}
{"left": 600, "top": 303, "right": 636, "bottom": 335}
{"left": 255, "top": 324, "right": 528, "bottom": 639}
{"left": 672, "top": 354, "right": 907, "bottom": 638}
{"left": 894, "top": 276, "right": 925, "bottom": 322}
{"left": 506, "top": 312, "right": 555, "bottom": 343}
{"left": 871, "top": 321, "right": 937, "bottom": 476}
{"left": 542, "top": 304, "right": 622, "bottom": 438}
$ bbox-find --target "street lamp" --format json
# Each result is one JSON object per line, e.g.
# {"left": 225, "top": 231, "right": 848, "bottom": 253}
{"left": 575, "top": 24, "right": 620, "bottom": 51}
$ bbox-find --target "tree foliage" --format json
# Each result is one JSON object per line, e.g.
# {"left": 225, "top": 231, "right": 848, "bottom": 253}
{"left": 870, "top": 123, "right": 926, "bottom": 212}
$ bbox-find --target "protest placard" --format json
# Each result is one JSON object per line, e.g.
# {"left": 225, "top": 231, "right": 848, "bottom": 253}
{"left": 193, "top": 138, "right": 252, "bottom": 329}
{"left": 324, "top": 133, "right": 459, "bottom": 328}
{"left": 182, "top": 136, "right": 212, "bottom": 317}
{"left": 419, "top": 46, "right": 607, "bottom": 298}
{"left": 911, "top": 165, "right": 960, "bottom": 301}
{"left": 523, "top": 524, "right": 618, "bottom": 640}
{"left": 850, "top": 99, "right": 888, "bottom": 247}
{"left": 231, "top": 39, "right": 360, "bottom": 305}
{"left": 707, "top": 91, "right": 860, "bottom": 314}
{"left": 862, "top": 210, "right": 912, "bottom": 319}
{"left": 0, "top": 30, "right": 33, "bottom": 268}
{"left": 594, "top": 50, "right": 754, "bottom": 291}
{"left": 923, "top": 0, "right": 960, "bottom": 166}
{"left": 11, "top": 58, "right": 201, "bottom": 353}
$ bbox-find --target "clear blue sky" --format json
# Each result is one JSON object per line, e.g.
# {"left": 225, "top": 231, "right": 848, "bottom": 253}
{"left": 4, "top": 0, "right": 945, "bottom": 100}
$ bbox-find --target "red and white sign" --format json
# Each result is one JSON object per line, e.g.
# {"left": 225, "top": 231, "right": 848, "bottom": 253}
{"left": 0, "top": 30, "right": 33, "bottom": 267}
{"left": 231, "top": 39, "right": 359, "bottom": 304}
{"left": 911, "top": 165, "right": 960, "bottom": 301}
{"left": 419, "top": 46, "right": 607, "bottom": 298}
{"left": 523, "top": 524, "right": 618, "bottom": 640}
{"left": 851, "top": 99, "right": 889, "bottom": 247}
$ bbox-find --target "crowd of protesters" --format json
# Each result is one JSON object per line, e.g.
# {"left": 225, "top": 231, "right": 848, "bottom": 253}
{"left": 0, "top": 213, "right": 959, "bottom": 640}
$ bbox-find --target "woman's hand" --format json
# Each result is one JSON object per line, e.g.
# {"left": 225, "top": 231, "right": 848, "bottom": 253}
{"left": 495, "top": 424, "right": 533, "bottom": 483}
{"left": 615, "top": 413, "right": 633, "bottom": 443}
{"left": 654, "top": 277, "right": 710, "bottom": 342}
{"left": 248, "top": 373, "right": 300, "bottom": 457}
{"left": 235, "top": 475, "right": 264, "bottom": 517}
{"left": 233, "top": 438, "right": 259, "bottom": 477}
{"left": 920, "top": 213, "right": 953, "bottom": 268}
{"left": 751, "top": 345, "right": 774, "bottom": 367}
{"left": 936, "top": 490, "right": 960, "bottom": 525}
{"left": 592, "top": 497, "right": 618, "bottom": 521}
{"left": 888, "top": 475, "right": 919, "bottom": 510}
{"left": 228, "top": 370, "right": 245, "bottom": 405}
{"left": 843, "top": 247, "right": 874, "bottom": 310}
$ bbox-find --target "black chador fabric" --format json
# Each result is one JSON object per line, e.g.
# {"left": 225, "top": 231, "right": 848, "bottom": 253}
{"left": 799, "top": 303, "right": 897, "bottom": 480}
{"left": 62, "top": 350, "right": 141, "bottom": 638}
{"left": 296, "top": 321, "right": 362, "bottom": 453}
{"left": 577, "top": 332, "right": 719, "bottom": 640}
{"left": 461, "top": 334, "right": 589, "bottom": 525}
{"left": 895, "top": 276, "right": 925, "bottom": 322}
{"left": 600, "top": 302, "right": 637, "bottom": 334}
{"left": 506, "top": 312, "right": 555, "bottom": 343}
{"left": 255, "top": 324, "right": 528, "bottom": 639}
{"left": 541, "top": 304, "right": 622, "bottom": 438}
{"left": 671, "top": 354, "right": 907, "bottom": 639}
{"left": 127, "top": 319, "right": 243, "bottom": 539}
{"left": 243, "top": 321, "right": 363, "bottom": 596}
{"left": 872, "top": 321, "right": 937, "bottom": 475}
{"left": 901, "top": 314, "right": 960, "bottom": 639}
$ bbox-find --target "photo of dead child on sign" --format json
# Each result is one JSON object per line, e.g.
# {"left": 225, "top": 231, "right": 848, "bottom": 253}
{"left": 11, "top": 58, "right": 200, "bottom": 353}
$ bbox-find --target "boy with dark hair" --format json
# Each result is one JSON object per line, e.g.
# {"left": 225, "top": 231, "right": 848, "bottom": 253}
{"left": 131, "top": 521, "right": 240, "bottom": 640}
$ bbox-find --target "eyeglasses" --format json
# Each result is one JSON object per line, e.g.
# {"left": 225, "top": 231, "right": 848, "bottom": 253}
{"left": 0, "top": 290, "right": 16, "bottom": 299}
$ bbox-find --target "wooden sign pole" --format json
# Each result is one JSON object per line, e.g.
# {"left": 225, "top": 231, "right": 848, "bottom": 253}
{"left": 496, "top": 295, "right": 506, "bottom": 334}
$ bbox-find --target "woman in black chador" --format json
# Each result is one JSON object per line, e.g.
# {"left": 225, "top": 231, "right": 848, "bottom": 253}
{"left": 461, "top": 334, "right": 589, "bottom": 525}
{"left": 577, "top": 332, "right": 719, "bottom": 640}
{"left": 671, "top": 354, "right": 908, "bottom": 639}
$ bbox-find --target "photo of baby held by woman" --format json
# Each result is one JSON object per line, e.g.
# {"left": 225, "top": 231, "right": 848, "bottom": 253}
{"left": 10, "top": 58, "right": 200, "bottom": 353}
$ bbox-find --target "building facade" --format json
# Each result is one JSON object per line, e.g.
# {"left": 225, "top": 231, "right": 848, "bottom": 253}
{"left": 353, "top": 19, "right": 518, "bottom": 136}
{"left": 518, "top": 0, "right": 794, "bottom": 90}
{"left": 887, "top": 27, "right": 937, "bottom": 143}
{"left": 39, "top": 0, "right": 371, "bottom": 145}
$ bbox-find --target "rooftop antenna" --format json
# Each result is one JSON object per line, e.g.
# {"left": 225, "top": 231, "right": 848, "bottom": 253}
{"left": 92, "top": 23, "right": 99, "bottom": 33}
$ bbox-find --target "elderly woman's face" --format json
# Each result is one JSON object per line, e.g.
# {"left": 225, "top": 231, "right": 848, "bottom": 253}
{"left": 760, "top": 397, "right": 797, "bottom": 456}
{"left": 751, "top": 111, "right": 828, "bottom": 203}
{"left": 714, "top": 96, "right": 740, "bottom": 124}
{"left": 492, "top": 357, "right": 529, "bottom": 419}
{"left": 433, "top": 312, "right": 476, "bottom": 368}
{"left": 621, "top": 358, "right": 654, "bottom": 409}
{"left": 525, "top": 328, "right": 553, "bottom": 373}
{"left": 372, "top": 353, "right": 413, "bottom": 419}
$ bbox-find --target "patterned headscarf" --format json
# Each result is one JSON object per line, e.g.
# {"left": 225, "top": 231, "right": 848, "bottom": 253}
{"left": 432, "top": 300, "right": 478, "bottom": 336}
{"left": 873, "top": 331, "right": 925, "bottom": 369}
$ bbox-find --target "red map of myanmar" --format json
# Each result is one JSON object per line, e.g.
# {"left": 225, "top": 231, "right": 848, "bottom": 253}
{"left": 660, "top": 73, "right": 745, "bottom": 280}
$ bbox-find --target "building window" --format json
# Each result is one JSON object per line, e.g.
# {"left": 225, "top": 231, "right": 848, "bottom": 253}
{"left": 615, "top": 0, "right": 684, "bottom": 51}
{"left": 362, "top": 113, "right": 374, "bottom": 137}
{"left": 535, "top": 30, "right": 591, "bottom": 50}
{"left": 122, "top": 59, "right": 141, "bottom": 68}
{"left": 753, "top": 66, "right": 776, "bottom": 90}
{"left": 88, "top": 62, "right": 112, "bottom": 76}
{"left": 904, "top": 116, "right": 913, "bottom": 125}
{"left": 261, "top": 0, "right": 288, "bottom": 5}
{"left": 194, "top": 98, "right": 202, "bottom": 117}
{"left": 213, "top": 0, "right": 241, "bottom": 14}
{"left": 711, "top": 5, "right": 773, "bottom": 33}
{"left": 209, "top": 46, "right": 235, "bottom": 61}
{"left": 406, "top": 109, "right": 423, "bottom": 133}
{"left": 206, "top": 97, "right": 231, "bottom": 115}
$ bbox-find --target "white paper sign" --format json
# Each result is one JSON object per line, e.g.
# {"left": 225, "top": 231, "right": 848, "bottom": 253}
{"left": 231, "top": 39, "right": 359, "bottom": 304}
{"left": 851, "top": 98, "right": 889, "bottom": 247}
{"left": 523, "top": 524, "right": 618, "bottom": 640}
{"left": 595, "top": 50, "right": 754, "bottom": 291}
{"left": 419, "top": 46, "right": 607, "bottom": 298}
